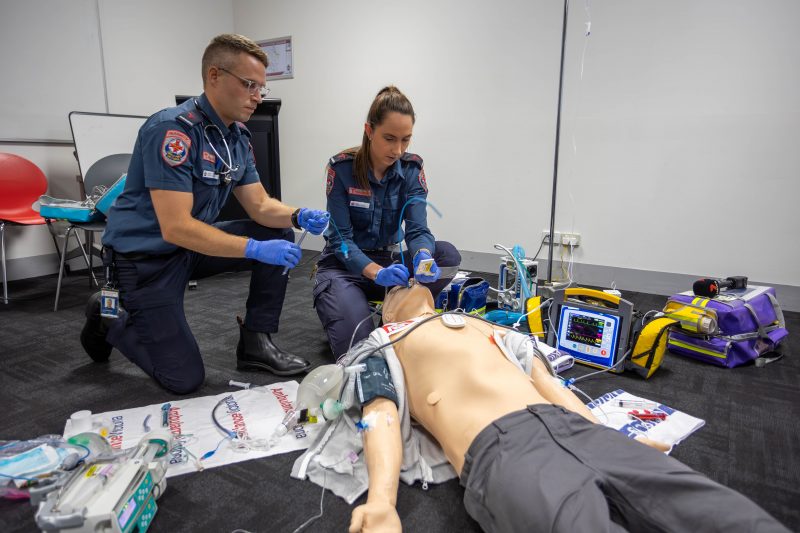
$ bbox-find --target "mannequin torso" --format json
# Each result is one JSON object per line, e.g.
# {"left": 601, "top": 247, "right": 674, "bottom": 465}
{"left": 386, "top": 311, "right": 548, "bottom": 473}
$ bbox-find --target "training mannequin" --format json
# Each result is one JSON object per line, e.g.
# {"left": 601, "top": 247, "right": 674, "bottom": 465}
{"left": 347, "top": 284, "right": 788, "bottom": 533}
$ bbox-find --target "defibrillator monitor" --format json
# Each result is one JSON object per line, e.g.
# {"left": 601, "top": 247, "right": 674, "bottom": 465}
{"left": 556, "top": 306, "right": 621, "bottom": 369}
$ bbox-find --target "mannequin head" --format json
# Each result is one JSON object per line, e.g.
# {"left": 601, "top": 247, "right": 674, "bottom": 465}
{"left": 382, "top": 282, "right": 436, "bottom": 323}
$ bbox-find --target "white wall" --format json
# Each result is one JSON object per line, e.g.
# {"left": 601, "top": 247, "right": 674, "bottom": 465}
{"left": 232, "top": 0, "right": 563, "bottom": 259}
{"left": 98, "top": 0, "right": 234, "bottom": 116}
{"left": 0, "top": 0, "right": 107, "bottom": 142}
{"left": 232, "top": 0, "right": 800, "bottom": 299}
{"left": 555, "top": 0, "right": 800, "bottom": 287}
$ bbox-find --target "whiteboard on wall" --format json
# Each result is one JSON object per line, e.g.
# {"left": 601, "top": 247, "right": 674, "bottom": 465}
{"left": 0, "top": 0, "right": 108, "bottom": 142}
{"left": 69, "top": 112, "right": 146, "bottom": 179}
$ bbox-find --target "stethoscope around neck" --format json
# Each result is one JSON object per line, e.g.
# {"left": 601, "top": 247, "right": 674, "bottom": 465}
{"left": 194, "top": 99, "right": 239, "bottom": 184}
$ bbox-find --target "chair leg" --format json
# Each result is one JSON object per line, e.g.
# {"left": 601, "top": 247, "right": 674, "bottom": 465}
{"left": 54, "top": 225, "right": 75, "bottom": 312}
{"left": 1, "top": 221, "right": 7, "bottom": 305}
{"left": 87, "top": 230, "right": 94, "bottom": 287}
{"left": 45, "top": 219, "right": 61, "bottom": 259}
{"left": 73, "top": 231, "right": 98, "bottom": 287}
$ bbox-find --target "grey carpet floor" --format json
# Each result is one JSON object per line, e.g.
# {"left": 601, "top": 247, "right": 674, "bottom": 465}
{"left": 1, "top": 251, "right": 797, "bottom": 532}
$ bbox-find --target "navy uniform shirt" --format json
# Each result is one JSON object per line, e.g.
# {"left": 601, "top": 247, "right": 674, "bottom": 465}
{"left": 102, "top": 94, "right": 259, "bottom": 254}
{"left": 323, "top": 151, "right": 435, "bottom": 274}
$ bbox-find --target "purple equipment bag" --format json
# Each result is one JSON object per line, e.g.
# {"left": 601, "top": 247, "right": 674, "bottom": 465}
{"left": 666, "top": 285, "right": 788, "bottom": 368}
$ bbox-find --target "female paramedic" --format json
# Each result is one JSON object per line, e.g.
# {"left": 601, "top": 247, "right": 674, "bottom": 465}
{"left": 313, "top": 86, "right": 461, "bottom": 358}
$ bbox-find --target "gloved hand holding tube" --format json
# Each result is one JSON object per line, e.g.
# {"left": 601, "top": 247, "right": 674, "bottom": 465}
{"left": 374, "top": 264, "right": 410, "bottom": 287}
{"left": 412, "top": 249, "right": 441, "bottom": 283}
{"left": 245, "top": 238, "right": 301, "bottom": 268}
{"left": 297, "top": 208, "right": 330, "bottom": 235}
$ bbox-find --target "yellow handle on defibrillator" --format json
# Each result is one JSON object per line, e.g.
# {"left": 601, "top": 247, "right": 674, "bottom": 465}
{"left": 564, "top": 287, "right": 621, "bottom": 307}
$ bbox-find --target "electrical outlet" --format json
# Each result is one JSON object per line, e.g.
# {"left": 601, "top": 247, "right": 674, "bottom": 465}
{"left": 541, "top": 230, "right": 562, "bottom": 245}
{"left": 542, "top": 230, "right": 580, "bottom": 246}
{"left": 561, "top": 232, "right": 581, "bottom": 246}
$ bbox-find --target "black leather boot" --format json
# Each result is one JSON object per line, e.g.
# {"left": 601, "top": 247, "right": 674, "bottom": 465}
{"left": 236, "top": 316, "right": 311, "bottom": 376}
{"left": 80, "top": 291, "right": 112, "bottom": 362}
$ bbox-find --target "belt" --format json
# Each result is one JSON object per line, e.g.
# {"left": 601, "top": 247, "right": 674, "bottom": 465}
{"left": 362, "top": 243, "right": 401, "bottom": 253}
{"left": 107, "top": 247, "right": 180, "bottom": 261}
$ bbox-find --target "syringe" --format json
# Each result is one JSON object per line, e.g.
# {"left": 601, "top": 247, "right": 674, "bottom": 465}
{"left": 282, "top": 229, "right": 309, "bottom": 275}
{"left": 617, "top": 399, "right": 659, "bottom": 410}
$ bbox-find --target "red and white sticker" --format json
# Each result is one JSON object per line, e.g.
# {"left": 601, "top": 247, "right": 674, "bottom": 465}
{"left": 382, "top": 319, "right": 417, "bottom": 336}
{"left": 162, "top": 130, "right": 191, "bottom": 166}
{"left": 348, "top": 187, "right": 371, "bottom": 197}
{"left": 202, "top": 151, "right": 216, "bottom": 164}
{"left": 325, "top": 166, "right": 335, "bottom": 196}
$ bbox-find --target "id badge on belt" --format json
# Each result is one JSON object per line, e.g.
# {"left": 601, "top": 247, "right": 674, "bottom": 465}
{"left": 100, "top": 254, "right": 120, "bottom": 319}
{"left": 100, "top": 288, "right": 120, "bottom": 319}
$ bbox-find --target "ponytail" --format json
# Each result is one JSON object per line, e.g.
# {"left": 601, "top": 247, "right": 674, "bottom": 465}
{"left": 352, "top": 86, "right": 415, "bottom": 190}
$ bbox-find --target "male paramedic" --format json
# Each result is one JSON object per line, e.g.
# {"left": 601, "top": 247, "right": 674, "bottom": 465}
{"left": 303, "top": 284, "right": 788, "bottom": 533}
{"left": 79, "top": 34, "right": 329, "bottom": 394}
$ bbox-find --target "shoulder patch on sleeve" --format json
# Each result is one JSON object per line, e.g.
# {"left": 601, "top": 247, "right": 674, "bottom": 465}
{"left": 162, "top": 130, "right": 191, "bottom": 167}
{"left": 401, "top": 152, "right": 423, "bottom": 167}
{"left": 418, "top": 167, "right": 428, "bottom": 192}
{"left": 329, "top": 151, "right": 355, "bottom": 166}
{"left": 325, "top": 164, "right": 336, "bottom": 196}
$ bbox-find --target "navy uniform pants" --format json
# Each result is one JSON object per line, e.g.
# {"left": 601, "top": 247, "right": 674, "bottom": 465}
{"left": 104, "top": 220, "right": 293, "bottom": 394}
{"left": 313, "top": 241, "right": 461, "bottom": 358}
{"left": 461, "top": 405, "right": 790, "bottom": 533}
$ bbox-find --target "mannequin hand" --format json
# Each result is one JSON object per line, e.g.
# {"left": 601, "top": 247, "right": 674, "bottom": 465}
{"left": 412, "top": 250, "right": 440, "bottom": 283}
{"left": 374, "top": 264, "right": 409, "bottom": 287}
{"left": 245, "top": 238, "right": 301, "bottom": 268}
{"left": 349, "top": 501, "right": 402, "bottom": 533}
{"left": 298, "top": 208, "right": 330, "bottom": 235}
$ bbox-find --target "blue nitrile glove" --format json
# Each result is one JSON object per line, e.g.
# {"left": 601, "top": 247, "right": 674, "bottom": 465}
{"left": 412, "top": 250, "right": 441, "bottom": 283}
{"left": 245, "top": 238, "right": 302, "bottom": 268}
{"left": 298, "top": 208, "right": 330, "bottom": 235}
{"left": 374, "top": 264, "right": 410, "bottom": 287}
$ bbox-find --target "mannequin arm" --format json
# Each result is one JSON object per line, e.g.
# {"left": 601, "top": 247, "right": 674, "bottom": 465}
{"left": 349, "top": 398, "right": 403, "bottom": 533}
{"left": 530, "top": 359, "right": 671, "bottom": 452}
{"left": 529, "top": 357, "right": 600, "bottom": 423}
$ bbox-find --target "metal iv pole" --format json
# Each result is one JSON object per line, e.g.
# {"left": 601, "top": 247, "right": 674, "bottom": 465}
{"left": 546, "top": 0, "right": 569, "bottom": 283}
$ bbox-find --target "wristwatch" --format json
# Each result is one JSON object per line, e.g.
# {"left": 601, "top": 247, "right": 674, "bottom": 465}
{"left": 291, "top": 208, "right": 302, "bottom": 230}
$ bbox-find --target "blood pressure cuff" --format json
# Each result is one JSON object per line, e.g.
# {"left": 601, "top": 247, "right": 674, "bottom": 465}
{"left": 356, "top": 356, "right": 399, "bottom": 407}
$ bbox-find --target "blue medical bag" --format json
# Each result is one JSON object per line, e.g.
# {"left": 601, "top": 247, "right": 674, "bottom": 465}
{"left": 39, "top": 197, "right": 103, "bottom": 223}
{"left": 39, "top": 174, "right": 126, "bottom": 222}
{"left": 435, "top": 277, "right": 490, "bottom": 314}
{"left": 94, "top": 174, "right": 126, "bottom": 215}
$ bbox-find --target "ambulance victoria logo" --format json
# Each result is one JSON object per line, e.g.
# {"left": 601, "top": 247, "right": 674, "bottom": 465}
{"left": 325, "top": 165, "right": 335, "bottom": 196}
{"left": 418, "top": 168, "right": 428, "bottom": 192}
{"left": 162, "top": 130, "right": 191, "bottom": 166}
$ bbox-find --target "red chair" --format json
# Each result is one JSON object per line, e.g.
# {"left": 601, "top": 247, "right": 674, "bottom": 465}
{"left": 0, "top": 153, "right": 48, "bottom": 304}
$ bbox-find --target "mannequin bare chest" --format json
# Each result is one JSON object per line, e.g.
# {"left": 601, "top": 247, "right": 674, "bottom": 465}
{"left": 390, "top": 317, "right": 546, "bottom": 472}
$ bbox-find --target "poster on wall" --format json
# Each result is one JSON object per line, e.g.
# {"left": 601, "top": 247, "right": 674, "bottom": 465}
{"left": 258, "top": 36, "right": 293, "bottom": 80}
